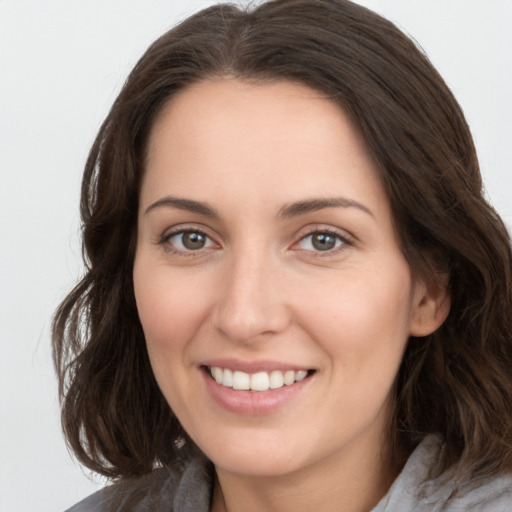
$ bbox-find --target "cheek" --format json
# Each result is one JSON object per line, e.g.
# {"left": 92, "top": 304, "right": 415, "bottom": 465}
{"left": 133, "top": 261, "right": 213, "bottom": 416}
{"left": 133, "top": 261, "right": 210, "bottom": 356}
{"left": 300, "top": 268, "right": 414, "bottom": 375}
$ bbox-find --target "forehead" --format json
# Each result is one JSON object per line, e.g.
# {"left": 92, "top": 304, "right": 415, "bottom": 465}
{"left": 148, "top": 78, "right": 369, "bottom": 157}
{"left": 142, "top": 79, "right": 387, "bottom": 218}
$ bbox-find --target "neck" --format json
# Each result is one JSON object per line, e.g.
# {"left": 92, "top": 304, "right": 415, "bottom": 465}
{"left": 211, "top": 435, "right": 398, "bottom": 512}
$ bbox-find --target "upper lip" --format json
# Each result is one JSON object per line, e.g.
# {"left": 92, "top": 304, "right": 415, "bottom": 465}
{"left": 201, "top": 359, "right": 314, "bottom": 374}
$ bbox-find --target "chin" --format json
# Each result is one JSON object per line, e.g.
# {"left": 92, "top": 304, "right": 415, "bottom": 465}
{"left": 212, "top": 451, "right": 306, "bottom": 479}
{"left": 196, "top": 427, "right": 332, "bottom": 479}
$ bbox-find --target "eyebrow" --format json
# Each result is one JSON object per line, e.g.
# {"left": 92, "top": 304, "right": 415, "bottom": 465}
{"left": 278, "top": 197, "right": 373, "bottom": 218}
{"left": 145, "top": 196, "right": 218, "bottom": 217}
{"left": 144, "top": 195, "right": 373, "bottom": 219}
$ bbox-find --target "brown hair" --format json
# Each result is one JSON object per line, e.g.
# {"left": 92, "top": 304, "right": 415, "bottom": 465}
{"left": 53, "top": 0, "right": 512, "bottom": 480}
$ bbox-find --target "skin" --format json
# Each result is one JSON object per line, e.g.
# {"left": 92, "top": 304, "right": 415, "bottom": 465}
{"left": 133, "top": 79, "right": 450, "bottom": 512}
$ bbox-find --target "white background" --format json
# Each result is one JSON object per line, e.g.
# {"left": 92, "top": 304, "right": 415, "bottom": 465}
{"left": 1, "top": 1, "right": 511, "bottom": 511}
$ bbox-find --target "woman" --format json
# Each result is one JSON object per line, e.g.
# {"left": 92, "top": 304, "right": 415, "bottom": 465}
{"left": 53, "top": 0, "right": 512, "bottom": 510}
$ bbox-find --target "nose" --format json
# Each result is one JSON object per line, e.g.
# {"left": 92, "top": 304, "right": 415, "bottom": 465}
{"left": 212, "top": 250, "right": 291, "bottom": 344}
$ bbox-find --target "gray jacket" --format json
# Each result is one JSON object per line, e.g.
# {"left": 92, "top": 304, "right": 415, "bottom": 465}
{"left": 66, "top": 436, "right": 512, "bottom": 511}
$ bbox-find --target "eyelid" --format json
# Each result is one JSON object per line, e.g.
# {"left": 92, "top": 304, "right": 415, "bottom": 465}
{"left": 155, "top": 222, "right": 354, "bottom": 256}
{"left": 158, "top": 223, "right": 220, "bottom": 255}
{"left": 290, "top": 225, "right": 355, "bottom": 254}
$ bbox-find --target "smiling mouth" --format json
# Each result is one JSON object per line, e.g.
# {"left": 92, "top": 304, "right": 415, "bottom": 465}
{"left": 205, "top": 366, "right": 316, "bottom": 392}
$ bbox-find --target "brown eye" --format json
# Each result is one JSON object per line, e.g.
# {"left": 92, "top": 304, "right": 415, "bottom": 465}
{"left": 297, "top": 231, "right": 345, "bottom": 252}
{"left": 181, "top": 231, "right": 207, "bottom": 250}
{"left": 166, "top": 230, "right": 214, "bottom": 252}
{"left": 311, "top": 233, "right": 337, "bottom": 251}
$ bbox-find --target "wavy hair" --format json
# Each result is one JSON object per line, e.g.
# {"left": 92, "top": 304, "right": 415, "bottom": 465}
{"left": 53, "top": 0, "right": 512, "bottom": 479}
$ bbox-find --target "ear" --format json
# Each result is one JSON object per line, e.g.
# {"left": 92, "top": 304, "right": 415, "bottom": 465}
{"left": 409, "top": 273, "right": 451, "bottom": 337}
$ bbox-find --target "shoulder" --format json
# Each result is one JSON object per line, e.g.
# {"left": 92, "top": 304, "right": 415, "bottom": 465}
{"left": 449, "top": 473, "right": 512, "bottom": 511}
{"left": 374, "top": 435, "right": 512, "bottom": 512}
{"left": 64, "top": 457, "right": 213, "bottom": 512}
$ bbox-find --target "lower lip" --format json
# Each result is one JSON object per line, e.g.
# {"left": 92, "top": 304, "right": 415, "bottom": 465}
{"left": 202, "top": 369, "right": 312, "bottom": 415}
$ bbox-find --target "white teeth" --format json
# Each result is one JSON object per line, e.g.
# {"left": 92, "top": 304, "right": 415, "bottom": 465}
{"left": 250, "top": 372, "right": 270, "bottom": 391}
{"left": 213, "top": 366, "right": 223, "bottom": 384}
{"left": 208, "top": 366, "right": 310, "bottom": 391}
{"left": 295, "top": 370, "right": 308, "bottom": 382}
{"left": 283, "top": 370, "right": 295, "bottom": 386}
{"left": 269, "top": 370, "right": 284, "bottom": 389}
{"left": 223, "top": 368, "right": 233, "bottom": 387}
{"left": 232, "top": 371, "right": 250, "bottom": 390}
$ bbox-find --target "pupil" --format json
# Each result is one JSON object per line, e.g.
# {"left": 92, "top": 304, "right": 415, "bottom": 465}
{"left": 183, "top": 232, "right": 205, "bottom": 250}
{"left": 312, "top": 233, "right": 336, "bottom": 251}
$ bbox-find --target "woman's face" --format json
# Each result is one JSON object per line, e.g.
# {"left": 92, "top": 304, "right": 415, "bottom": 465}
{"left": 134, "top": 79, "right": 444, "bottom": 479}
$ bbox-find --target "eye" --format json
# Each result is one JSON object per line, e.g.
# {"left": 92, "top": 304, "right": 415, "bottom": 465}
{"left": 297, "top": 231, "right": 346, "bottom": 252}
{"left": 164, "top": 230, "right": 216, "bottom": 252}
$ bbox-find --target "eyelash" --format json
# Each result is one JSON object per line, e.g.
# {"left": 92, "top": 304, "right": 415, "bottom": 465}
{"left": 159, "top": 226, "right": 215, "bottom": 256}
{"left": 292, "top": 227, "right": 353, "bottom": 256}
{"left": 158, "top": 226, "right": 353, "bottom": 257}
